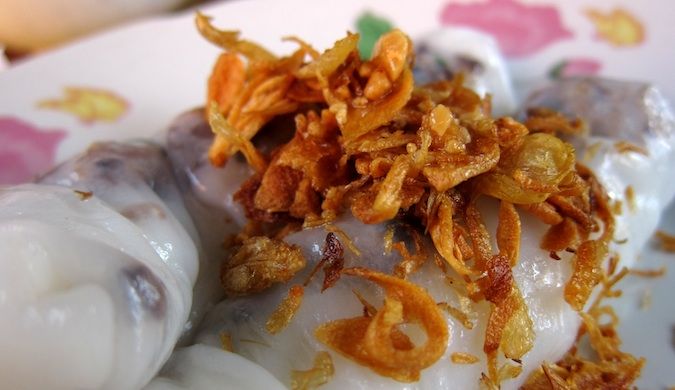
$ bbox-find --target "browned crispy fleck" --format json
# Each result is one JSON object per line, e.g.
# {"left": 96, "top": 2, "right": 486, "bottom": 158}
{"left": 304, "top": 232, "right": 345, "bottom": 291}
{"left": 221, "top": 236, "right": 306, "bottom": 296}
{"left": 450, "top": 352, "right": 480, "bottom": 364}
{"left": 541, "top": 218, "right": 583, "bottom": 252}
{"left": 290, "top": 351, "right": 334, "bottom": 390}
{"left": 484, "top": 285, "right": 534, "bottom": 382}
{"left": 234, "top": 175, "right": 280, "bottom": 223}
{"left": 219, "top": 332, "right": 234, "bottom": 352}
{"left": 484, "top": 254, "right": 513, "bottom": 304}
{"left": 611, "top": 199, "right": 623, "bottom": 215}
{"left": 208, "top": 52, "right": 245, "bottom": 118}
{"left": 266, "top": 284, "right": 304, "bottom": 334}
{"left": 438, "top": 302, "right": 474, "bottom": 329}
{"left": 614, "top": 140, "right": 648, "bottom": 156}
{"left": 655, "top": 230, "right": 675, "bottom": 252}
{"left": 525, "top": 107, "right": 586, "bottom": 136}
{"left": 352, "top": 289, "right": 377, "bottom": 317}
{"left": 625, "top": 185, "right": 636, "bottom": 212}
{"left": 466, "top": 198, "right": 493, "bottom": 272}
{"left": 324, "top": 224, "right": 361, "bottom": 257}
{"left": 520, "top": 201, "right": 563, "bottom": 225}
{"left": 543, "top": 364, "right": 569, "bottom": 390}
{"left": 629, "top": 267, "right": 666, "bottom": 278}
{"left": 563, "top": 167, "right": 615, "bottom": 312}
{"left": 547, "top": 195, "right": 595, "bottom": 232}
{"left": 73, "top": 189, "right": 93, "bottom": 200}
{"left": 496, "top": 201, "right": 520, "bottom": 267}
{"left": 383, "top": 224, "right": 395, "bottom": 254}
{"left": 565, "top": 240, "right": 607, "bottom": 311}
{"left": 392, "top": 227, "right": 428, "bottom": 279}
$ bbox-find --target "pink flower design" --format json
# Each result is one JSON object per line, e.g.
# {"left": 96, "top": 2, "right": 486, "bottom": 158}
{"left": 0, "top": 116, "right": 67, "bottom": 185}
{"left": 549, "top": 58, "right": 602, "bottom": 79}
{"left": 440, "top": 0, "right": 573, "bottom": 57}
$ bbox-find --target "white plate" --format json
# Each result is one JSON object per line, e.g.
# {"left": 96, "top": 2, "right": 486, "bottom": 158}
{"left": 0, "top": 0, "right": 673, "bottom": 387}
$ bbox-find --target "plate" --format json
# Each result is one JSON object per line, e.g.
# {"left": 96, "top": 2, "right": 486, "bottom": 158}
{"left": 0, "top": 0, "right": 673, "bottom": 387}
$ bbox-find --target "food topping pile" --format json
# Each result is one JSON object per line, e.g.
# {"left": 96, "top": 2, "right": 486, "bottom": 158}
{"left": 197, "top": 13, "right": 643, "bottom": 387}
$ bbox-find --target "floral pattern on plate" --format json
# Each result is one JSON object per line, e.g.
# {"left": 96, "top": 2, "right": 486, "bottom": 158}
{"left": 439, "top": 0, "right": 573, "bottom": 57}
{"left": 585, "top": 8, "right": 645, "bottom": 47}
{"left": 0, "top": 116, "right": 66, "bottom": 184}
{"left": 37, "top": 86, "right": 129, "bottom": 124}
{"left": 548, "top": 58, "right": 603, "bottom": 78}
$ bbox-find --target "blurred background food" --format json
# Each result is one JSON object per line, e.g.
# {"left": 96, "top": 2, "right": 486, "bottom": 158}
{"left": 0, "top": 44, "right": 8, "bottom": 70}
{"left": 0, "top": 0, "right": 207, "bottom": 59}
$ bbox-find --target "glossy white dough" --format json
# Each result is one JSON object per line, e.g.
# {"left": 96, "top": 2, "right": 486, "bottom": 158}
{"left": 144, "top": 344, "right": 286, "bottom": 390}
{"left": 39, "top": 142, "right": 200, "bottom": 290}
{"left": 166, "top": 110, "right": 254, "bottom": 340}
{"left": 0, "top": 184, "right": 196, "bottom": 389}
{"left": 38, "top": 140, "right": 227, "bottom": 344}
{"left": 166, "top": 109, "right": 253, "bottom": 230}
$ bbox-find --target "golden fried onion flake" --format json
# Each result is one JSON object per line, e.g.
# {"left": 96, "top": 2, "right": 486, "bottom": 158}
{"left": 315, "top": 267, "right": 448, "bottom": 382}
{"left": 266, "top": 285, "right": 305, "bottom": 334}
{"left": 290, "top": 351, "right": 335, "bottom": 390}
{"left": 221, "top": 236, "right": 306, "bottom": 296}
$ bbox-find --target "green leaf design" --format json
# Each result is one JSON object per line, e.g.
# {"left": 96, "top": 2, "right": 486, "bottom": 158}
{"left": 548, "top": 60, "right": 567, "bottom": 79}
{"left": 355, "top": 11, "right": 394, "bottom": 60}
